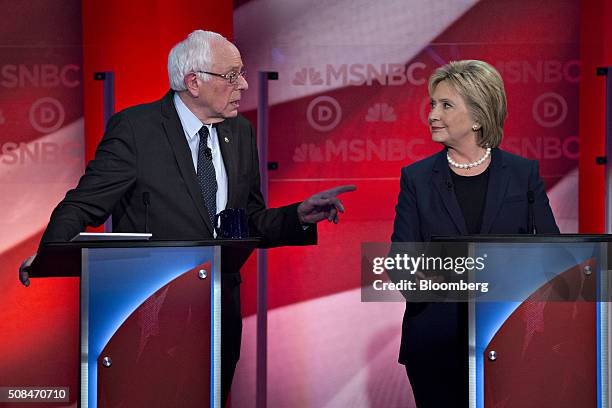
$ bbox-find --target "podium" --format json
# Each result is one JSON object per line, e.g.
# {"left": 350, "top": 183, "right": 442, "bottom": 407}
{"left": 434, "top": 234, "right": 612, "bottom": 408}
{"left": 29, "top": 239, "right": 258, "bottom": 408}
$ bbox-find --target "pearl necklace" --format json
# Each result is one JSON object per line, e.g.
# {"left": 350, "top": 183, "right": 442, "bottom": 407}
{"left": 447, "top": 148, "right": 491, "bottom": 169}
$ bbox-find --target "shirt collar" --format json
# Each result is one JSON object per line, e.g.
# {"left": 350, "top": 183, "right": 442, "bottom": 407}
{"left": 173, "top": 92, "right": 210, "bottom": 141}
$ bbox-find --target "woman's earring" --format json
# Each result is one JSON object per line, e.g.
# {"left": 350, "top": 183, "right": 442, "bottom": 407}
{"left": 472, "top": 124, "right": 480, "bottom": 131}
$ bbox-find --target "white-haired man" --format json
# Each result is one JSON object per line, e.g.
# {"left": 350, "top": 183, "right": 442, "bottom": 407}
{"left": 21, "top": 30, "right": 355, "bottom": 404}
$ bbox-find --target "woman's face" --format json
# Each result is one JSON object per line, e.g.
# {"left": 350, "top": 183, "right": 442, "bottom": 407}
{"left": 428, "top": 80, "right": 477, "bottom": 149}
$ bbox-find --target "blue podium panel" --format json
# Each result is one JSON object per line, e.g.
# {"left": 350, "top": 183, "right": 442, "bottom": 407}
{"left": 469, "top": 242, "right": 606, "bottom": 408}
{"left": 80, "top": 246, "right": 221, "bottom": 408}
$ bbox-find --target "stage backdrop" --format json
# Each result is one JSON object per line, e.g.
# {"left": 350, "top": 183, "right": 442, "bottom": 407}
{"left": 0, "top": 0, "right": 586, "bottom": 407}
{"left": 233, "top": 0, "right": 580, "bottom": 406}
{"left": 0, "top": 1, "right": 83, "bottom": 406}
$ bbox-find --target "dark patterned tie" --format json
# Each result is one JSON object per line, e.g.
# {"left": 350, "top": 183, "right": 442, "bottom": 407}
{"left": 197, "top": 126, "right": 217, "bottom": 227}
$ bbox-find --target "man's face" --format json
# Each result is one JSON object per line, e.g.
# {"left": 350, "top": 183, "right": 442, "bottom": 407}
{"left": 196, "top": 40, "right": 248, "bottom": 121}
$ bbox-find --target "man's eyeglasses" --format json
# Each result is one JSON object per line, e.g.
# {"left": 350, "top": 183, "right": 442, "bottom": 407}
{"left": 194, "top": 69, "right": 247, "bottom": 85}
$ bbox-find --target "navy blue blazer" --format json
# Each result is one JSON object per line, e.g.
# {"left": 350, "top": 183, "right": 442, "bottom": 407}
{"left": 391, "top": 148, "right": 559, "bottom": 363}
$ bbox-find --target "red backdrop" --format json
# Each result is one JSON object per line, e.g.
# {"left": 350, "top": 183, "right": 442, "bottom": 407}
{"left": 1, "top": 0, "right": 612, "bottom": 406}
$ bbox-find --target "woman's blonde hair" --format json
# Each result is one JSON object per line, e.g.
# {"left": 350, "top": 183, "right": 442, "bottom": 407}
{"left": 428, "top": 60, "right": 507, "bottom": 148}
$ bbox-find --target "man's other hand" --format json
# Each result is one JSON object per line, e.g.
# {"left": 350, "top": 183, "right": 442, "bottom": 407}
{"left": 297, "top": 185, "right": 357, "bottom": 224}
{"left": 19, "top": 254, "right": 36, "bottom": 287}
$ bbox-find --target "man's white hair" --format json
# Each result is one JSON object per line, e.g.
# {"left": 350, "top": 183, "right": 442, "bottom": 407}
{"left": 167, "top": 30, "right": 228, "bottom": 91}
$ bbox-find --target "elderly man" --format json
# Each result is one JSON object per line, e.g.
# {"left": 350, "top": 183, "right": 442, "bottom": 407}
{"left": 21, "top": 30, "right": 354, "bottom": 404}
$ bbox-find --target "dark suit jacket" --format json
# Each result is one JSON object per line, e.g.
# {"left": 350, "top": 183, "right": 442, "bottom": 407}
{"left": 41, "top": 91, "right": 314, "bottom": 249}
{"left": 391, "top": 148, "right": 559, "bottom": 364}
{"left": 40, "top": 90, "right": 316, "bottom": 366}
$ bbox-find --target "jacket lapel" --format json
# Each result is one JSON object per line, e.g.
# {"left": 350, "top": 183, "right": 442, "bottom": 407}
{"left": 160, "top": 91, "right": 214, "bottom": 234}
{"left": 479, "top": 149, "right": 510, "bottom": 234}
{"left": 216, "top": 121, "right": 239, "bottom": 209}
{"left": 431, "top": 150, "right": 468, "bottom": 235}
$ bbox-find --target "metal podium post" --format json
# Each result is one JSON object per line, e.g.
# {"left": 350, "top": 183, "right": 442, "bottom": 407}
{"left": 93, "top": 71, "right": 115, "bottom": 233}
{"left": 256, "top": 71, "right": 278, "bottom": 408}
